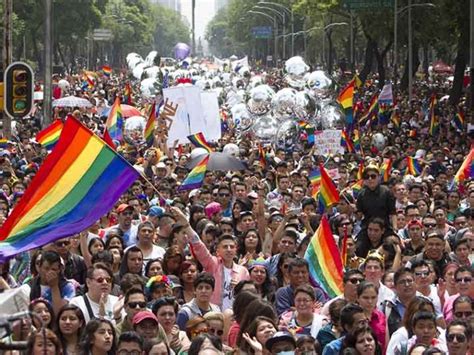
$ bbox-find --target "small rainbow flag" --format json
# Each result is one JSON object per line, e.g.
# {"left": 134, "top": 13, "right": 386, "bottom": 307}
{"left": 124, "top": 83, "right": 133, "bottom": 105}
{"left": 0, "top": 138, "right": 8, "bottom": 149}
{"left": 351, "top": 179, "right": 363, "bottom": 198}
{"left": 452, "top": 111, "right": 464, "bottom": 131}
{"left": 391, "top": 110, "right": 401, "bottom": 128}
{"left": 359, "top": 94, "right": 379, "bottom": 124}
{"left": 36, "top": 120, "right": 64, "bottom": 151}
{"left": 258, "top": 144, "right": 266, "bottom": 168}
{"left": 429, "top": 95, "right": 439, "bottom": 136}
{"left": 144, "top": 102, "right": 156, "bottom": 147}
{"left": 105, "top": 97, "right": 124, "bottom": 142}
{"left": 83, "top": 70, "right": 95, "bottom": 89}
{"left": 309, "top": 168, "right": 321, "bottom": 198}
{"left": 0, "top": 117, "right": 139, "bottom": 261}
{"left": 406, "top": 156, "right": 423, "bottom": 176}
{"left": 319, "top": 164, "right": 340, "bottom": 212}
{"left": 304, "top": 215, "right": 344, "bottom": 298}
{"left": 337, "top": 80, "right": 355, "bottom": 125}
{"left": 353, "top": 129, "right": 361, "bottom": 152}
{"left": 187, "top": 132, "right": 213, "bottom": 153}
{"left": 341, "top": 130, "right": 355, "bottom": 153}
{"left": 357, "top": 162, "right": 364, "bottom": 180}
{"left": 177, "top": 155, "right": 209, "bottom": 191}
{"left": 102, "top": 65, "right": 112, "bottom": 77}
{"left": 380, "top": 158, "right": 392, "bottom": 182}
{"left": 353, "top": 74, "right": 362, "bottom": 89}
{"left": 453, "top": 148, "right": 474, "bottom": 185}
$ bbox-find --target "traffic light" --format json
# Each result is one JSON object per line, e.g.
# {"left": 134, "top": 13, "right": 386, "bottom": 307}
{"left": 4, "top": 62, "right": 34, "bottom": 119}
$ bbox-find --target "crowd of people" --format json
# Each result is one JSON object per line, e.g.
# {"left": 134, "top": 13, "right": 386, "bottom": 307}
{"left": 0, "top": 58, "right": 472, "bottom": 355}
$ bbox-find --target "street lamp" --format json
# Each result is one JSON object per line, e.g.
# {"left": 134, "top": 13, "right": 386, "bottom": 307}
{"left": 322, "top": 22, "right": 348, "bottom": 71}
{"left": 393, "top": 1, "right": 435, "bottom": 98}
{"left": 258, "top": 1, "right": 295, "bottom": 56}
{"left": 248, "top": 10, "right": 278, "bottom": 64}
{"left": 254, "top": 5, "right": 287, "bottom": 59}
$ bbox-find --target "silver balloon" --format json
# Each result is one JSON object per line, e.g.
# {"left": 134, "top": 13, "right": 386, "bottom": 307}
{"left": 285, "top": 56, "right": 310, "bottom": 89}
{"left": 231, "top": 103, "right": 254, "bottom": 132}
{"left": 317, "top": 102, "right": 345, "bottom": 129}
{"left": 372, "top": 133, "right": 386, "bottom": 151}
{"left": 274, "top": 118, "right": 302, "bottom": 151}
{"left": 251, "top": 114, "right": 279, "bottom": 143}
{"left": 143, "top": 66, "right": 160, "bottom": 79}
{"left": 247, "top": 85, "right": 275, "bottom": 115}
{"left": 293, "top": 91, "right": 316, "bottom": 120}
{"left": 306, "top": 70, "right": 334, "bottom": 99}
{"left": 272, "top": 88, "right": 298, "bottom": 117}
{"left": 226, "top": 89, "right": 246, "bottom": 108}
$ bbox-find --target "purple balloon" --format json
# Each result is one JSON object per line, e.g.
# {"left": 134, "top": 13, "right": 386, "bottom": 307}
{"left": 174, "top": 43, "right": 191, "bottom": 60}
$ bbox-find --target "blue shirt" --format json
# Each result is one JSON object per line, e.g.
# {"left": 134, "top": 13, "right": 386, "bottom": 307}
{"left": 322, "top": 337, "right": 344, "bottom": 355}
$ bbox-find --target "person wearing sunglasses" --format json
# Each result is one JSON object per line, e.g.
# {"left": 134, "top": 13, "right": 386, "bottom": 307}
{"left": 116, "top": 287, "right": 147, "bottom": 335}
{"left": 69, "top": 263, "right": 118, "bottom": 323}
{"left": 445, "top": 319, "right": 472, "bottom": 355}
{"left": 321, "top": 269, "right": 364, "bottom": 317}
{"left": 442, "top": 267, "right": 473, "bottom": 323}
{"left": 355, "top": 165, "right": 397, "bottom": 259}
{"left": 203, "top": 311, "right": 226, "bottom": 342}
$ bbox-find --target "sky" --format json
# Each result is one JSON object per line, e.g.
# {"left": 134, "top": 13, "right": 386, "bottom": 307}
{"left": 181, "top": 0, "right": 216, "bottom": 54}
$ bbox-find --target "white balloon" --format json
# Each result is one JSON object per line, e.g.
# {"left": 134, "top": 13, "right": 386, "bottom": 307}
{"left": 143, "top": 66, "right": 160, "bottom": 79}
{"left": 190, "top": 148, "right": 209, "bottom": 159}
{"left": 132, "top": 63, "right": 146, "bottom": 80}
{"left": 58, "top": 79, "right": 70, "bottom": 92}
{"left": 125, "top": 115, "right": 146, "bottom": 131}
{"left": 140, "top": 77, "right": 160, "bottom": 98}
{"left": 251, "top": 114, "right": 279, "bottom": 143}
{"left": 145, "top": 51, "right": 159, "bottom": 68}
{"left": 372, "top": 133, "right": 386, "bottom": 151}
{"left": 223, "top": 143, "right": 239, "bottom": 157}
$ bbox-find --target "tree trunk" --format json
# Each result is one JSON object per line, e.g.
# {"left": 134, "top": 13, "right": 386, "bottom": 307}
{"left": 374, "top": 40, "right": 393, "bottom": 89}
{"left": 400, "top": 42, "right": 420, "bottom": 91}
{"left": 359, "top": 36, "right": 376, "bottom": 84}
{"left": 422, "top": 46, "right": 429, "bottom": 76}
{"left": 327, "top": 31, "right": 334, "bottom": 75}
{"left": 31, "top": 30, "right": 43, "bottom": 73}
{"left": 449, "top": 21, "right": 469, "bottom": 106}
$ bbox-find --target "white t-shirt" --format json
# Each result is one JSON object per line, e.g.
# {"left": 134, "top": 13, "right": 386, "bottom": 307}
{"left": 69, "top": 293, "right": 119, "bottom": 323}
{"left": 125, "top": 244, "right": 165, "bottom": 265}
{"left": 416, "top": 285, "right": 443, "bottom": 318}
{"left": 222, "top": 267, "right": 233, "bottom": 311}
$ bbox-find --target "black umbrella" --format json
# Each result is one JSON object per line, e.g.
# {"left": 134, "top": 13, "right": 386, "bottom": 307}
{"left": 186, "top": 152, "right": 247, "bottom": 171}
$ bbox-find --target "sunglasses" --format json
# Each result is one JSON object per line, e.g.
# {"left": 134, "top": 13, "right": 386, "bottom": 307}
{"left": 128, "top": 301, "right": 146, "bottom": 309}
{"left": 55, "top": 240, "right": 70, "bottom": 247}
{"left": 347, "top": 278, "right": 363, "bottom": 285}
{"left": 423, "top": 223, "right": 436, "bottom": 228}
{"left": 93, "top": 277, "right": 112, "bottom": 284}
{"left": 454, "top": 311, "right": 473, "bottom": 318}
{"left": 447, "top": 333, "right": 467, "bottom": 343}
{"left": 208, "top": 328, "right": 224, "bottom": 336}
{"left": 414, "top": 271, "right": 430, "bottom": 278}
{"left": 219, "top": 193, "right": 230, "bottom": 197}
{"left": 455, "top": 277, "right": 472, "bottom": 283}
{"left": 365, "top": 174, "right": 378, "bottom": 180}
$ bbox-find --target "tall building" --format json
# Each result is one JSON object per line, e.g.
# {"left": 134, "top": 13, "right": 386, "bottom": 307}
{"left": 215, "top": 0, "right": 229, "bottom": 11}
{"left": 152, "top": 0, "right": 182, "bottom": 13}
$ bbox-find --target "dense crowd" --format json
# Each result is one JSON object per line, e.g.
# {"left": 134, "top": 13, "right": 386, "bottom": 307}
{"left": 0, "top": 60, "right": 472, "bottom": 355}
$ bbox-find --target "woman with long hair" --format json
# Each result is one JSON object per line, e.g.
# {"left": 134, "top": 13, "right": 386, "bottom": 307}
{"left": 248, "top": 260, "right": 275, "bottom": 302}
{"left": 179, "top": 260, "right": 199, "bottom": 303}
{"left": 145, "top": 258, "right": 164, "bottom": 278}
{"left": 29, "top": 298, "right": 54, "bottom": 330}
{"left": 275, "top": 252, "right": 296, "bottom": 288}
{"left": 79, "top": 318, "right": 116, "bottom": 355}
{"left": 342, "top": 325, "right": 383, "bottom": 355}
{"left": 189, "top": 204, "right": 206, "bottom": 230}
{"left": 56, "top": 304, "right": 85, "bottom": 355}
{"left": 162, "top": 245, "right": 184, "bottom": 276}
{"left": 26, "top": 328, "right": 63, "bottom": 355}
{"left": 239, "top": 316, "right": 277, "bottom": 354}
{"left": 238, "top": 228, "right": 263, "bottom": 264}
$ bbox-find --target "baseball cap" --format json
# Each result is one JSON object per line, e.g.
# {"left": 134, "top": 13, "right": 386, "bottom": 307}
{"left": 265, "top": 331, "right": 296, "bottom": 351}
{"left": 132, "top": 311, "right": 158, "bottom": 326}
{"left": 116, "top": 204, "right": 133, "bottom": 214}
{"left": 148, "top": 206, "right": 165, "bottom": 218}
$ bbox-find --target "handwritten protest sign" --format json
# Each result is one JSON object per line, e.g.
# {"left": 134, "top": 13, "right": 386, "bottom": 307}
{"left": 313, "top": 130, "right": 343, "bottom": 156}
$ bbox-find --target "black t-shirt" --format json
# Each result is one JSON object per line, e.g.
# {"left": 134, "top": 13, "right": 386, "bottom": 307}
{"left": 356, "top": 184, "right": 396, "bottom": 228}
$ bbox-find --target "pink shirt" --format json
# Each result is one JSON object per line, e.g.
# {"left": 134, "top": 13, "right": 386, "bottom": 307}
{"left": 369, "top": 309, "right": 387, "bottom": 353}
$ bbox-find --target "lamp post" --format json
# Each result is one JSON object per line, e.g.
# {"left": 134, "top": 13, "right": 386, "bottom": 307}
{"left": 249, "top": 10, "right": 278, "bottom": 65}
{"left": 470, "top": 0, "right": 474, "bottom": 114}
{"left": 323, "top": 22, "right": 348, "bottom": 72}
{"left": 258, "top": 1, "right": 294, "bottom": 56}
{"left": 393, "top": 2, "right": 435, "bottom": 92}
{"left": 254, "top": 5, "right": 286, "bottom": 59}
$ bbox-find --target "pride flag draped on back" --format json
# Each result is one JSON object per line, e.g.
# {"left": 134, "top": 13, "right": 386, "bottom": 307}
{"left": 36, "top": 119, "right": 64, "bottom": 151}
{"left": 304, "top": 215, "right": 344, "bottom": 298}
{"left": 0, "top": 118, "right": 140, "bottom": 261}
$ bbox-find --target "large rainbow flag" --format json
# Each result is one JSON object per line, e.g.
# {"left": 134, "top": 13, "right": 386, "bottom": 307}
{"left": 105, "top": 97, "right": 124, "bottom": 142}
{"left": 177, "top": 155, "right": 209, "bottom": 191}
{"left": 36, "top": 119, "right": 64, "bottom": 151}
{"left": 309, "top": 168, "right": 321, "bottom": 198}
{"left": 0, "top": 118, "right": 139, "bottom": 261}
{"left": 337, "top": 80, "right": 355, "bottom": 125}
{"left": 144, "top": 102, "right": 156, "bottom": 147}
{"left": 304, "top": 215, "right": 344, "bottom": 298}
{"left": 319, "top": 164, "right": 340, "bottom": 212}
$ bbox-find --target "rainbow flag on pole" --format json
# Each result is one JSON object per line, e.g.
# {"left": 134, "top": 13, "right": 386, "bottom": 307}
{"left": 341, "top": 130, "right": 355, "bottom": 153}
{"left": 36, "top": 120, "right": 64, "bottom": 151}
{"left": 187, "top": 133, "right": 213, "bottom": 153}
{"left": 144, "top": 102, "right": 156, "bottom": 147}
{"left": 102, "top": 65, "right": 112, "bottom": 77}
{"left": 453, "top": 148, "right": 474, "bottom": 185}
{"left": 309, "top": 168, "right": 321, "bottom": 198}
{"left": 337, "top": 80, "right": 355, "bottom": 125}
{"left": 353, "top": 129, "right": 361, "bottom": 152}
{"left": 0, "top": 118, "right": 139, "bottom": 261}
{"left": 380, "top": 158, "right": 393, "bottom": 182}
{"left": 124, "top": 83, "right": 133, "bottom": 105}
{"left": 406, "top": 156, "right": 423, "bottom": 176}
{"left": 258, "top": 144, "right": 266, "bottom": 168}
{"left": 429, "top": 95, "right": 439, "bottom": 136}
{"left": 304, "top": 215, "right": 344, "bottom": 298}
{"left": 177, "top": 155, "right": 209, "bottom": 191}
{"left": 452, "top": 111, "right": 465, "bottom": 131}
{"left": 319, "top": 164, "right": 340, "bottom": 212}
{"left": 105, "top": 97, "right": 124, "bottom": 142}
{"left": 359, "top": 94, "right": 379, "bottom": 124}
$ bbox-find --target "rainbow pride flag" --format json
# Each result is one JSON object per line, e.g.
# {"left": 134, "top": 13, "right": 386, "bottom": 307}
{"left": 429, "top": 95, "right": 439, "bottom": 136}
{"left": 36, "top": 120, "right": 64, "bottom": 151}
{"left": 102, "top": 65, "right": 112, "bottom": 77}
{"left": 337, "top": 80, "right": 355, "bottom": 125}
{"left": 380, "top": 158, "right": 392, "bottom": 182}
{"left": 0, "top": 138, "right": 8, "bottom": 149}
{"left": 83, "top": 70, "right": 96, "bottom": 89}
{"left": 453, "top": 148, "right": 474, "bottom": 185}
{"left": 124, "top": 83, "right": 133, "bottom": 105}
{"left": 351, "top": 179, "right": 363, "bottom": 198}
{"left": 178, "top": 155, "right": 209, "bottom": 191}
{"left": 353, "top": 129, "right": 361, "bottom": 152}
{"left": 144, "top": 102, "right": 156, "bottom": 147}
{"left": 406, "top": 156, "right": 423, "bottom": 176}
{"left": 319, "top": 164, "right": 340, "bottom": 212}
{"left": 304, "top": 215, "right": 344, "bottom": 298}
{"left": 357, "top": 162, "right": 364, "bottom": 180}
{"left": 187, "top": 132, "right": 213, "bottom": 153}
{"left": 0, "top": 118, "right": 139, "bottom": 261}
{"left": 341, "top": 130, "right": 355, "bottom": 153}
{"left": 258, "top": 144, "right": 266, "bottom": 168}
{"left": 309, "top": 168, "right": 321, "bottom": 198}
{"left": 105, "top": 97, "right": 124, "bottom": 142}
{"left": 359, "top": 94, "right": 379, "bottom": 124}
{"left": 452, "top": 111, "right": 464, "bottom": 131}
{"left": 391, "top": 110, "right": 401, "bottom": 128}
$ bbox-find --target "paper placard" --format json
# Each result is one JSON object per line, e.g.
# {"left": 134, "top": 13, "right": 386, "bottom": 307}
{"left": 313, "top": 130, "right": 343, "bottom": 156}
